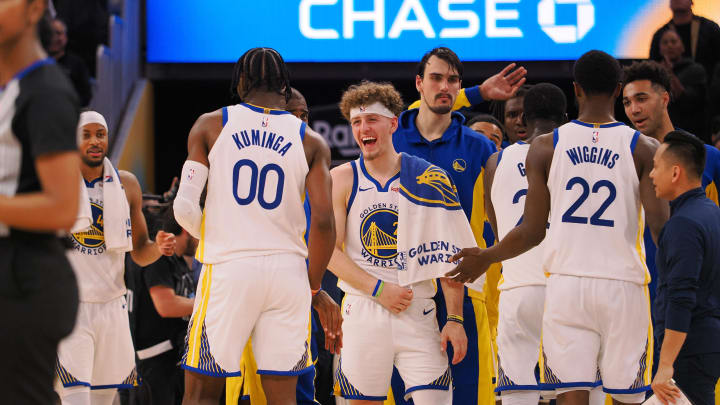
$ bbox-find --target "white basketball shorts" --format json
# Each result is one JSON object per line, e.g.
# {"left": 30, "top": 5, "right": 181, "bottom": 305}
{"left": 496, "top": 285, "right": 545, "bottom": 393}
{"left": 56, "top": 296, "right": 136, "bottom": 391}
{"left": 540, "top": 275, "right": 653, "bottom": 402}
{"left": 336, "top": 294, "right": 452, "bottom": 401}
{"left": 182, "top": 254, "right": 313, "bottom": 377}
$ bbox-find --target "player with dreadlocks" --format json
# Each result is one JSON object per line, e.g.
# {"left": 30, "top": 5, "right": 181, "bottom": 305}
{"left": 174, "top": 47, "right": 336, "bottom": 405}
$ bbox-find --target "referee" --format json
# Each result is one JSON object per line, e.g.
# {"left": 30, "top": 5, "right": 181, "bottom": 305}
{"left": 0, "top": 1, "right": 81, "bottom": 403}
{"left": 650, "top": 131, "right": 720, "bottom": 405}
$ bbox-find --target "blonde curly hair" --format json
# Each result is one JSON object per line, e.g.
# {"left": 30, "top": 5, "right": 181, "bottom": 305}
{"left": 339, "top": 80, "right": 405, "bottom": 121}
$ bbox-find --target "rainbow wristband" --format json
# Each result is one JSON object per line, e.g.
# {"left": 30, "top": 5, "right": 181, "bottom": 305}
{"left": 447, "top": 314, "right": 464, "bottom": 325}
{"left": 372, "top": 280, "right": 385, "bottom": 298}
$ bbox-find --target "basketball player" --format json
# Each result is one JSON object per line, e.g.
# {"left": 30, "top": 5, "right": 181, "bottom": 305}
{"left": 55, "top": 111, "right": 176, "bottom": 405}
{"left": 393, "top": 47, "right": 525, "bottom": 405}
{"left": 622, "top": 57, "right": 720, "bottom": 405}
{"left": 448, "top": 50, "right": 670, "bottom": 405}
{"left": 226, "top": 86, "right": 342, "bottom": 405}
{"left": 622, "top": 60, "right": 720, "bottom": 205}
{"left": 0, "top": 1, "right": 81, "bottom": 403}
{"left": 330, "top": 80, "right": 467, "bottom": 405}
{"left": 174, "top": 47, "right": 335, "bottom": 405}
{"left": 287, "top": 88, "right": 310, "bottom": 123}
{"left": 484, "top": 83, "right": 566, "bottom": 405}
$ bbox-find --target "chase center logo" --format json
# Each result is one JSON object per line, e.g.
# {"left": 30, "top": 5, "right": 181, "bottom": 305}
{"left": 360, "top": 208, "right": 398, "bottom": 264}
{"left": 71, "top": 203, "right": 106, "bottom": 254}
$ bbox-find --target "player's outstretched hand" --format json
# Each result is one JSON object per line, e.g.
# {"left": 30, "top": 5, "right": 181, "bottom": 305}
{"left": 445, "top": 247, "right": 490, "bottom": 283}
{"left": 440, "top": 321, "right": 467, "bottom": 365}
{"left": 312, "top": 290, "right": 343, "bottom": 355}
{"left": 480, "top": 63, "right": 527, "bottom": 101}
{"left": 377, "top": 282, "right": 413, "bottom": 314}
{"left": 155, "top": 230, "right": 176, "bottom": 256}
{"left": 651, "top": 365, "right": 681, "bottom": 405}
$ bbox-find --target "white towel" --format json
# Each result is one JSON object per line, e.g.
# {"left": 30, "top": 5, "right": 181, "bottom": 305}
{"left": 396, "top": 153, "right": 485, "bottom": 291}
{"left": 71, "top": 173, "right": 92, "bottom": 233}
{"left": 100, "top": 158, "right": 133, "bottom": 252}
{"left": 74, "top": 158, "right": 132, "bottom": 252}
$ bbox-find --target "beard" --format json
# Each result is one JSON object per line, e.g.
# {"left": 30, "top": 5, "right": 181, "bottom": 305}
{"left": 427, "top": 101, "right": 452, "bottom": 115}
{"left": 81, "top": 154, "right": 105, "bottom": 167}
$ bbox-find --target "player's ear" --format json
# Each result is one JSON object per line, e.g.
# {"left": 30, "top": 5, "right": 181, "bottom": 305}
{"left": 572, "top": 82, "right": 582, "bottom": 99}
{"left": 415, "top": 75, "right": 423, "bottom": 94}
{"left": 390, "top": 117, "right": 398, "bottom": 133}
{"left": 612, "top": 82, "right": 622, "bottom": 100}
{"left": 662, "top": 90, "right": 670, "bottom": 108}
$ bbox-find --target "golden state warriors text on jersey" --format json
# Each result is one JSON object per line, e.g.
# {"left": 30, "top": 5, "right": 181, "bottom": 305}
{"left": 358, "top": 203, "right": 401, "bottom": 269}
{"left": 405, "top": 241, "right": 462, "bottom": 266}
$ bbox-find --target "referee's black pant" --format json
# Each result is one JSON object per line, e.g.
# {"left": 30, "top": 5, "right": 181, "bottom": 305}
{"left": 0, "top": 235, "right": 79, "bottom": 404}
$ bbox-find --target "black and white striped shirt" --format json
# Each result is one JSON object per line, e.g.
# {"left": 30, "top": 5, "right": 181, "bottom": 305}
{"left": 0, "top": 59, "right": 79, "bottom": 237}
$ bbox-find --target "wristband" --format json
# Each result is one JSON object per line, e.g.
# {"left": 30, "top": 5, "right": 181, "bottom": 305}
{"left": 311, "top": 288, "right": 321, "bottom": 297}
{"left": 447, "top": 314, "right": 464, "bottom": 325}
{"left": 372, "top": 280, "right": 385, "bottom": 298}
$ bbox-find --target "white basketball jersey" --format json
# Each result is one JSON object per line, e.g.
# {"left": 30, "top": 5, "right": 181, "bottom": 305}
{"left": 197, "top": 103, "right": 309, "bottom": 264}
{"left": 491, "top": 142, "right": 546, "bottom": 290}
{"left": 67, "top": 179, "right": 127, "bottom": 302}
{"left": 545, "top": 120, "right": 648, "bottom": 285}
{"left": 341, "top": 157, "right": 435, "bottom": 298}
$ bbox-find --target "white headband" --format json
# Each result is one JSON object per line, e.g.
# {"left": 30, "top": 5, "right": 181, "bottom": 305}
{"left": 349, "top": 102, "right": 396, "bottom": 120}
{"left": 77, "top": 111, "right": 108, "bottom": 145}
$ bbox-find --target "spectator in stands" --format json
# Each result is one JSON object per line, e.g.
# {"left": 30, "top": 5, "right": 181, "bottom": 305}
{"left": 54, "top": 0, "right": 108, "bottom": 76}
{"left": 650, "top": 0, "right": 720, "bottom": 86}
{"left": 490, "top": 85, "right": 532, "bottom": 146}
{"left": 466, "top": 114, "right": 505, "bottom": 150}
{"left": 47, "top": 18, "right": 91, "bottom": 106}
{"left": 659, "top": 27, "right": 708, "bottom": 140}
{"left": 128, "top": 206, "right": 196, "bottom": 405}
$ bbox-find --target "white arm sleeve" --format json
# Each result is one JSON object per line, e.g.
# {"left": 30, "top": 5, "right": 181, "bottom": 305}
{"left": 173, "top": 160, "right": 208, "bottom": 239}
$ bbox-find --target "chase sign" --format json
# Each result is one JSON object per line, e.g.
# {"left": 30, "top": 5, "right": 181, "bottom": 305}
{"left": 146, "top": 0, "right": 717, "bottom": 63}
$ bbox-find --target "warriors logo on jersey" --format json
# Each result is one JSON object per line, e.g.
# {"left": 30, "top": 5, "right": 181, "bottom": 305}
{"left": 360, "top": 208, "right": 398, "bottom": 261}
{"left": 452, "top": 159, "right": 467, "bottom": 172}
{"left": 71, "top": 200, "right": 106, "bottom": 254}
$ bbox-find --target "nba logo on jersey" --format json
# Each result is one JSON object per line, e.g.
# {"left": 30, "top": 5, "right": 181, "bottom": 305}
{"left": 187, "top": 168, "right": 195, "bottom": 181}
{"left": 261, "top": 116, "right": 269, "bottom": 127}
{"left": 592, "top": 130, "right": 599, "bottom": 143}
{"left": 104, "top": 175, "right": 113, "bottom": 182}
